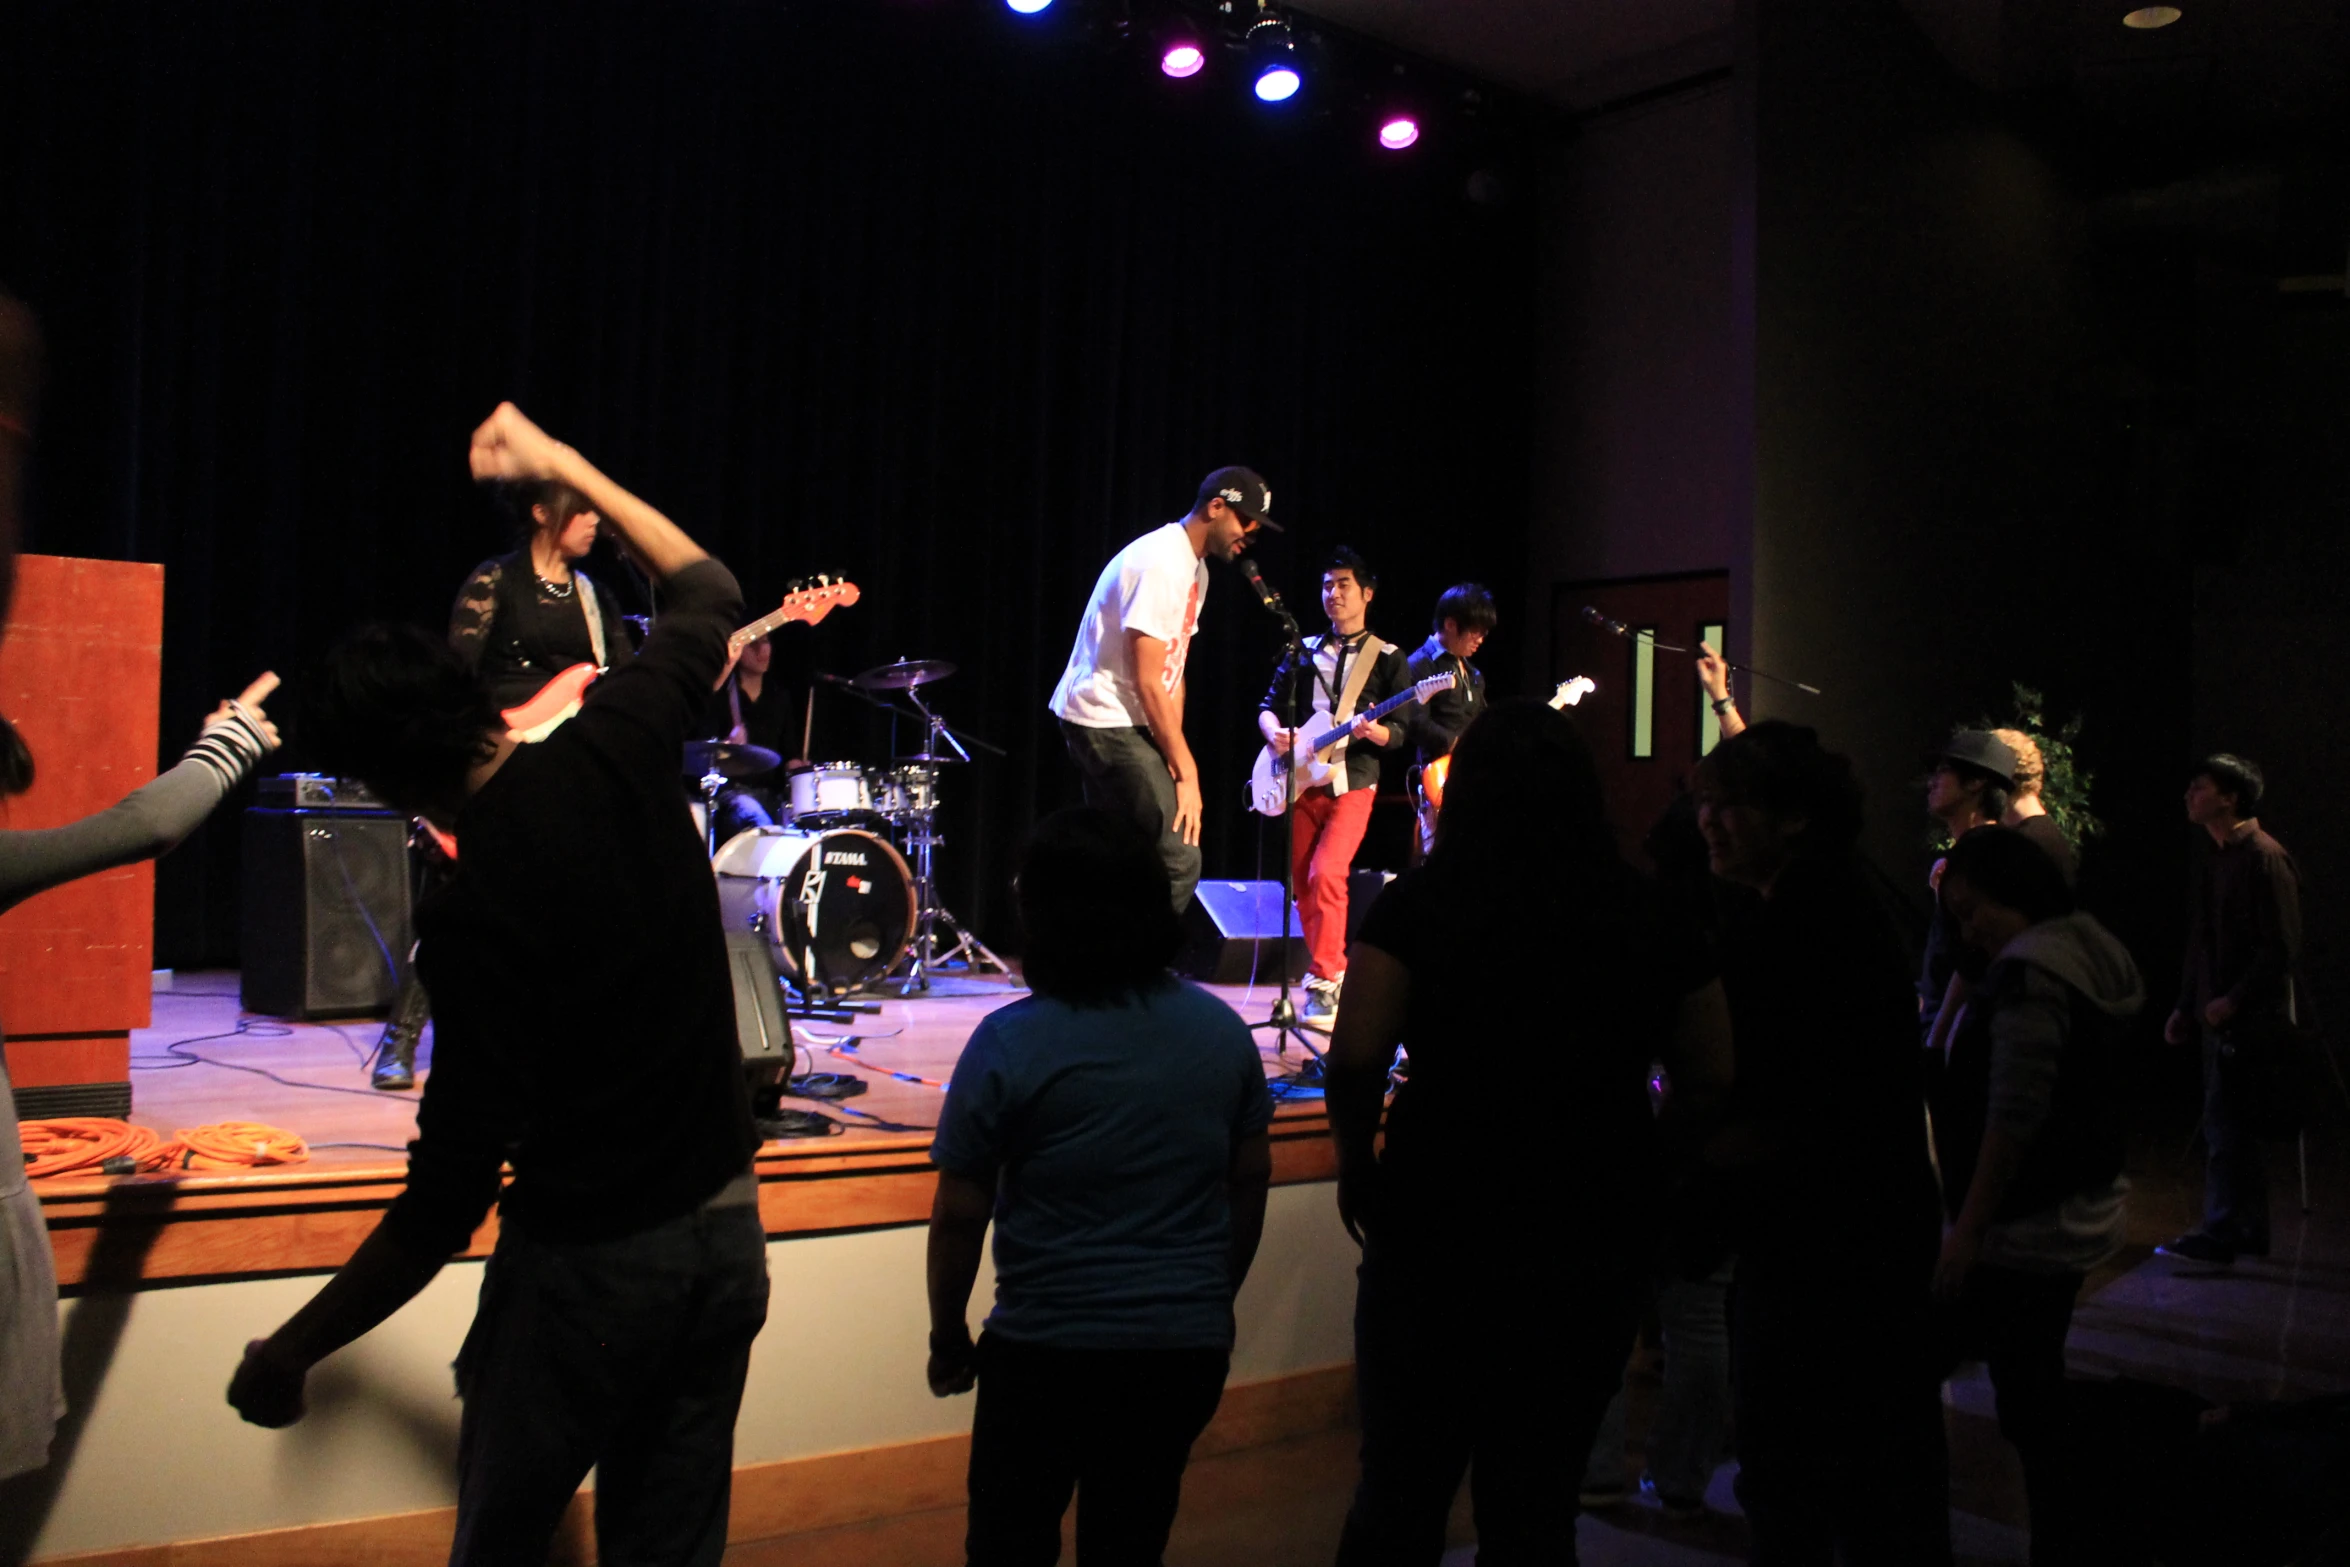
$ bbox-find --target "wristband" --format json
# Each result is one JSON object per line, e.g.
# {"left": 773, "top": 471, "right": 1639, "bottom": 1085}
{"left": 1710, "top": 696, "right": 1734, "bottom": 716}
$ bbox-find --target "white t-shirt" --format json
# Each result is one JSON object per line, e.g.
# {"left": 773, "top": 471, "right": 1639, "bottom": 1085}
{"left": 1050, "top": 523, "right": 1209, "bottom": 729}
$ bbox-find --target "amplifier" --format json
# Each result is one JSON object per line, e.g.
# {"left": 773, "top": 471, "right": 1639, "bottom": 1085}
{"left": 239, "top": 808, "right": 413, "bottom": 1019}
{"left": 257, "top": 772, "right": 389, "bottom": 812}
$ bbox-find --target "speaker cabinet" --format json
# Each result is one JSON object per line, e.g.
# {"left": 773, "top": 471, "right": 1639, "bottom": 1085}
{"left": 727, "top": 926, "right": 796, "bottom": 1090}
{"left": 239, "top": 808, "right": 413, "bottom": 1020}
{"left": 1177, "top": 880, "right": 1307, "bottom": 985}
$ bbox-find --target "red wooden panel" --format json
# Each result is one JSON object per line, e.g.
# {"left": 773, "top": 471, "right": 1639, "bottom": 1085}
{"left": 0, "top": 554, "right": 165, "bottom": 1039}
{"left": 3, "top": 1033, "right": 129, "bottom": 1087}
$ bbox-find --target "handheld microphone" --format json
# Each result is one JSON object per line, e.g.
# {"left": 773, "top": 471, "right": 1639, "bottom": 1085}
{"left": 1580, "top": 605, "right": 1628, "bottom": 638}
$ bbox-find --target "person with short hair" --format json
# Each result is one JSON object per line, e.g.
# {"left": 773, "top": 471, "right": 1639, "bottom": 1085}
{"left": 2158, "top": 753, "right": 2302, "bottom": 1267}
{"left": 1990, "top": 727, "right": 2076, "bottom": 885}
{"left": 701, "top": 631, "right": 796, "bottom": 841}
{"left": 1255, "top": 546, "right": 1409, "bottom": 1030}
{"left": 1931, "top": 826, "right": 2142, "bottom": 1564}
{"left": 1402, "top": 582, "right": 1495, "bottom": 856}
{"left": 1050, "top": 469, "right": 1276, "bottom": 914}
{"left": 1694, "top": 721, "right": 1952, "bottom": 1564}
{"left": 1327, "top": 701, "right": 1731, "bottom": 1563}
{"left": 925, "top": 806, "right": 1274, "bottom": 1563}
{"left": 227, "top": 405, "right": 769, "bottom": 1567}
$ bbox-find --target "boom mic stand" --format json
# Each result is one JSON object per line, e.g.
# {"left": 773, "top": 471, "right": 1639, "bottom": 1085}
{"left": 1238, "top": 563, "right": 1322, "bottom": 1079}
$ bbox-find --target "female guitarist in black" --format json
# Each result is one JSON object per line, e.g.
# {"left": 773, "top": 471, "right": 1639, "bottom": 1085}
{"left": 371, "top": 480, "right": 640, "bottom": 1090}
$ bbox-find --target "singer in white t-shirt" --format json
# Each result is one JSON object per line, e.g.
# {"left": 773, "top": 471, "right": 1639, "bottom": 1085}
{"left": 1050, "top": 467, "right": 1277, "bottom": 912}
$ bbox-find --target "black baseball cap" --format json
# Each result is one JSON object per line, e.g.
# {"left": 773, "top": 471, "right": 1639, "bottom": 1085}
{"left": 1196, "top": 466, "right": 1281, "bottom": 530}
{"left": 1929, "top": 729, "right": 2019, "bottom": 787}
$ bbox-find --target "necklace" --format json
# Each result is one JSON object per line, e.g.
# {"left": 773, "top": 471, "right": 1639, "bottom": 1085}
{"left": 535, "top": 573, "right": 576, "bottom": 601}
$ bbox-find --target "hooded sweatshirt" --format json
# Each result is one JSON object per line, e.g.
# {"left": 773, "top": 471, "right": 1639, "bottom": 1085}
{"left": 1939, "top": 911, "right": 2146, "bottom": 1274}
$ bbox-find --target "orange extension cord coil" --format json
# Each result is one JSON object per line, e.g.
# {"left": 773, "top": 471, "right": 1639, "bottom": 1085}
{"left": 18, "top": 1118, "right": 309, "bottom": 1179}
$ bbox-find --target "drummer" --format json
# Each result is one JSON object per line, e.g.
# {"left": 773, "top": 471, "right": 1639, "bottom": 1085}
{"left": 702, "top": 632, "right": 801, "bottom": 839}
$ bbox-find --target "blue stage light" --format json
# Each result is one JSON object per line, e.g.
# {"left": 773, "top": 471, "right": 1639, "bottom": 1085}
{"left": 1247, "top": 14, "right": 1301, "bottom": 104}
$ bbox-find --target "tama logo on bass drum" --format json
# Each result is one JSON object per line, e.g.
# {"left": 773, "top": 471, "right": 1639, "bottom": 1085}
{"left": 824, "top": 851, "right": 870, "bottom": 867}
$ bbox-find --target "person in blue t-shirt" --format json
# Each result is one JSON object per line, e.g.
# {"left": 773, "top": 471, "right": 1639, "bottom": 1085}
{"left": 926, "top": 806, "right": 1275, "bottom": 1563}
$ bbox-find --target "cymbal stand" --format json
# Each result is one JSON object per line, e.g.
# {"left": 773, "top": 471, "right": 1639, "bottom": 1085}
{"left": 886, "top": 688, "right": 1012, "bottom": 993}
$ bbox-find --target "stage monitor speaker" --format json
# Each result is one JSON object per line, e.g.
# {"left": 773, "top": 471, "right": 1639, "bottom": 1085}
{"left": 727, "top": 926, "right": 796, "bottom": 1089}
{"left": 1178, "top": 880, "right": 1306, "bottom": 985}
{"left": 239, "top": 808, "right": 413, "bottom": 1020}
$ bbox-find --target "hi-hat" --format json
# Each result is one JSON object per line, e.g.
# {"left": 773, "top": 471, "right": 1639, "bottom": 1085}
{"left": 891, "top": 753, "right": 967, "bottom": 765}
{"left": 852, "top": 658, "right": 957, "bottom": 692}
{"left": 684, "top": 740, "right": 782, "bottom": 779}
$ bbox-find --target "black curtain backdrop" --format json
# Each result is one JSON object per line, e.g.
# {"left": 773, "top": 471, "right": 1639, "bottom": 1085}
{"left": 2, "top": 1, "right": 1537, "bottom": 965}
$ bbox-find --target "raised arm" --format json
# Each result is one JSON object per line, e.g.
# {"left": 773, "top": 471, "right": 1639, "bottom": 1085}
{"left": 467, "top": 403, "right": 708, "bottom": 583}
{"left": 0, "top": 674, "right": 280, "bottom": 915}
{"left": 1696, "top": 642, "right": 1746, "bottom": 740}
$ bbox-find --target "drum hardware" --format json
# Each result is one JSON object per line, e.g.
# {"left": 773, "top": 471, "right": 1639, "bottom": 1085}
{"left": 684, "top": 741, "right": 784, "bottom": 856}
{"left": 804, "top": 657, "right": 1015, "bottom": 995}
{"left": 713, "top": 827, "right": 917, "bottom": 999}
{"left": 788, "top": 760, "right": 876, "bottom": 828}
{"left": 850, "top": 657, "right": 957, "bottom": 692}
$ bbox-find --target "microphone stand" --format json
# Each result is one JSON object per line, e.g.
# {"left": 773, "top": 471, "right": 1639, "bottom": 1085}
{"left": 1580, "top": 607, "right": 1823, "bottom": 696}
{"left": 1243, "top": 582, "right": 1323, "bottom": 1078}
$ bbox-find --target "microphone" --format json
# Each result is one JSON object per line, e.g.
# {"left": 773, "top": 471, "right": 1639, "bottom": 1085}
{"left": 1581, "top": 604, "right": 1629, "bottom": 638}
{"left": 1236, "top": 558, "right": 1287, "bottom": 616}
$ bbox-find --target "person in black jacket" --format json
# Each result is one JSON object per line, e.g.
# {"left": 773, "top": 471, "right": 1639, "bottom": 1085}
{"left": 1695, "top": 721, "right": 1952, "bottom": 1566}
{"left": 1932, "top": 826, "right": 2141, "bottom": 1566}
{"left": 1254, "top": 547, "right": 1409, "bottom": 1031}
{"left": 1401, "top": 582, "right": 1494, "bottom": 860}
{"left": 228, "top": 404, "right": 768, "bottom": 1567}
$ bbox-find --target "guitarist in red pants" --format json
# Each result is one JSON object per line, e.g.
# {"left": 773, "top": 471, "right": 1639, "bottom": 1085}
{"left": 1255, "top": 548, "right": 1409, "bottom": 1033}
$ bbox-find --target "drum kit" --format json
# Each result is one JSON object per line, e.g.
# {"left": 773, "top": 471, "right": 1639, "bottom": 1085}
{"left": 687, "top": 656, "right": 1010, "bottom": 1000}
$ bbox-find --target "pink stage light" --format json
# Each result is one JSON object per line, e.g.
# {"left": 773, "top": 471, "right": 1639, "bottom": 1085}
{"left": 1378, "top": 117, "right": 1420, "bottom": 151}
{"left": 1161, "top": 43, "right": 1205, "bottom": 79}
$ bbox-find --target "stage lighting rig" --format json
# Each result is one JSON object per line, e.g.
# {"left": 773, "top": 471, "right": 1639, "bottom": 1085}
{"left": 1247, "top": 6, "right": 1302, "bottom": 103}
{"left": 1159, "top": 17, "right": 1206, "bottom": 79}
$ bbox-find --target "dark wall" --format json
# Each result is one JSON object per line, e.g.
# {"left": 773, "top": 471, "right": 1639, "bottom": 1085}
{"left": 1750, "top": 0, "right": 2210, "bottom": 1028}
{"left": 0, "top": 0, "right": 1537, "bottom": 963}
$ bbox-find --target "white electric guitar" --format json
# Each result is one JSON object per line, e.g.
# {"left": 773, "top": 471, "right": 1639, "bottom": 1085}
{"left": 1247, "top": 672, "right": 1456, "bottom": 816}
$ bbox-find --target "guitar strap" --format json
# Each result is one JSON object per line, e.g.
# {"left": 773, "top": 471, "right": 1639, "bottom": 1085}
{"left": 1324, "top": 637, "right": 1393, "bottom": 798}
{"left": 576, "top": 571, "right": 608, "bottom": 669}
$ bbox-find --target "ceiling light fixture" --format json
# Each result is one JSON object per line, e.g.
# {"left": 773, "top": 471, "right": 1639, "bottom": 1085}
{"left": 1248, "top": 10, "right": 1302, "bottom": 104}
{"left": 1378, "top": 116, "right": 1419, "bottom": 151}
{"left": 1162, "top": 41, "right": 1205, "bottom": 78}
{"left": 2121, "top": 6, "right": 2183, "bottom": 27}
{"left": 1005, "top": 0, "right": 1053, "bottom": 14}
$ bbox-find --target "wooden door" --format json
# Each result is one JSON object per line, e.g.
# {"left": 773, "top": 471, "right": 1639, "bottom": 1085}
{"left": 1551, "top": 572, "right": 1730, "bottom": 862}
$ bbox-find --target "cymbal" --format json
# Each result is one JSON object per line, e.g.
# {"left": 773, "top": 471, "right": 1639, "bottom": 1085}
{"left": 684, "top": 740, "right": 783, "bottom": 780}
{"left": 890, "top": 753, "right": 967, "bottom": 765}
{"left": 852, "top": 658, "right": 957, "bottom": 692}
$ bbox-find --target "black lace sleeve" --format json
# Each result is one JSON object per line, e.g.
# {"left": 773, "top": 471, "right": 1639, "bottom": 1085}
{"left": 448, "top": 559, "right": 502, "bottom": 671}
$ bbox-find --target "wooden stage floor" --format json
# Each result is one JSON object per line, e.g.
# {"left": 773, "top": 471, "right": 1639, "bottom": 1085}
{"left": 33, "top": 968, "right": 1341, "bottom": 1293}
{"left": 120, "top": 967, "right": 1331, "bottom": 1162}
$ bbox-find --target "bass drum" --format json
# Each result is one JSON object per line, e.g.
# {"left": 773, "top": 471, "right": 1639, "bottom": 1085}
{"left": 713, "top": 827, "right": 915, "bottom": 997}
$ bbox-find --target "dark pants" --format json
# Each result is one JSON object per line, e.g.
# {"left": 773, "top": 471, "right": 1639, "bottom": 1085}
{"left": 1732, "top": 1219, "right": 1952, "bottom": 1567}
{"left": 449, "top": 1194, "right": 771, "bottom": 1567}
{"left": 1936, "top": 1264, "right": 2095, "bottom": 1566}
{"left": 2202, "top": 1027, "right": 2271, "bottom": 1251}
{"left": 964, "top": 1334, "right": 1229, "bottom": 1566}
{"left": 1337, "top": 1223, "right": 1640, "bottom": 1565}
{"left": 1060, "top": 720, "right": 1201, "bottom": 914}
{"left": 714, "top": 784, "right": 780, "bottom": 844}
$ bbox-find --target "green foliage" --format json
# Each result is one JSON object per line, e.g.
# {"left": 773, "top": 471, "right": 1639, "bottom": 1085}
{"left": 1984, "top": 683, "right": 2105, "bottom": 852}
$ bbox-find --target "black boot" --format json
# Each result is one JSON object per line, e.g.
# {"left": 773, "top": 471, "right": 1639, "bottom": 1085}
{"left": 372, "top": 973, "right": 429, "bottom": 1091}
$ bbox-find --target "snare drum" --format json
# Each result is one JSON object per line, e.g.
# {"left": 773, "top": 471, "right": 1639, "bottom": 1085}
{"left": 787, "top": 761, "right": 871, "bottom": 825}
{"left": 713, "top": 827, "right": 916, "bottom": 996}
{"left": 871, "top": 763, "right": 939, "bottom": 818}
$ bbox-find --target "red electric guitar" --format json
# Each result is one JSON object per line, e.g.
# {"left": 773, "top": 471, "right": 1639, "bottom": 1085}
{"left": 501, "top": 575, "right": 861, "bottom": 742}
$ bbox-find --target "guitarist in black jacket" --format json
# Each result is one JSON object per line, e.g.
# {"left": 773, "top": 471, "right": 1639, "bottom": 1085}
{"left": 1254, "top": 547, "right": 1408, "bottom": 1032}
